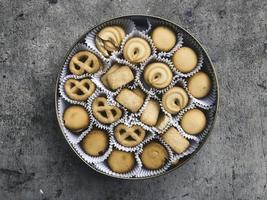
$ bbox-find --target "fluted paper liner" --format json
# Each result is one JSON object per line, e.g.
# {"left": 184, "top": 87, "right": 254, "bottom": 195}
{"left": 135, "top": 136, "right": 173, "bottom": 178}
{"left": 85, "top": 18, "right": 136, "bottom": 59}
{"left": 114, "top": 29, "right": 157, "bottom": 67}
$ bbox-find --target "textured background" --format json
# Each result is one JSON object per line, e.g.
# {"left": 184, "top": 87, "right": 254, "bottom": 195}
{"left": 0, "top": 0, "right": 266, "bottom": 199}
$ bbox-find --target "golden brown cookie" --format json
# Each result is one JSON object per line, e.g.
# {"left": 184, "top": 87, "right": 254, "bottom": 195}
{"left": 151, "top": 26, "right": 176, "bottom": 51}
{"left": 162, "top": 87, "right": 188, "bottom": 114}
{"left": 96, "top": 26, "right": 126, "bottom": 57}
{"left": 107, "top": 150, "right": 135, "bottom": 173}
{"left": 116, "top": 89, "right": 144, "bottom": 113}
{"left": 92, "top": 97, "right": 122, "bottom": 124}
{"left": 144, "top": 62, "right": 173, "bottom": 89}
{"left": 162, "top": 127, "right": 189, "bottom": 154}
{"left": 172, "top": 47, "right": 197, "bottom": 73}
{"left": 123, "top": 37, "right": 151, "bottom": 64}
{"left": 69, "top": 51, "right": 101, "bottom": 75}
{"left": 63, "top": 106, "right": 89, "bottom": 132}
{"left": 141, "top": 142, "right": 168, "bottom": 170}
{"left": 188, "top": 71, "right": 211, "bottom": 98}
{"left": 140, "top": 100, "right": 160, "bottom": 126}
{"left": 181, "top": 109, "right": 206, "bottom": 135}
{"left": 64, "top": 78, "right": 95, "bottom": 101}
{"left": 156, "top": 115, "right": 170, "bottom": 131}
{"left": 114, "top": 124, "right": 146, "bottom": 147}
{"left": 101, "top": 64, "right": 120, "bottom": 88}
{"left": 81, "top": 129, "right": 108, "bottom": 156}
{"left": 106, "top": 66, "right": 134, "bottom": 90}
{"left": 132, "top": 88, "right": 146, "bottom": 100}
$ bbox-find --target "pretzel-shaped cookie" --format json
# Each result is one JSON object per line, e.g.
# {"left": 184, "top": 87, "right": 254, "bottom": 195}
{"left": 92, "top": 97, "right": 122, "bottom": 124}
{"left": 114, "top": 124, "right": 146, "bottom": 147}
{"left": 69, "top": 51, "right": 101, "bottom": 75}
{"left": 64, "top": 78, "right": 96, "bottom": 101}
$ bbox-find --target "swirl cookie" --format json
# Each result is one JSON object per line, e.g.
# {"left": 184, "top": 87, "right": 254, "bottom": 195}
{"left": 151, "top": 26, "right": 176, "bottom": 51}
{"left": 181, "top": 109, "right": 206, "bottom": 135}
{"left": 172, "top": 47, "right": 198, "bottom": 73}
{"left": 92, "top": 97, "right": 122, "bottom": 124}
{"left": 108, "top": 150, "right": 135, "bottom": 173}
{"left": 141, "top": 142, "right": 168, "bottom": 170}
{"left": 63, "top": 106, "right": 89, "bottom": 132}
{"left": 123, "top": 37, "right": 151, "bottom": 64}
{"left": 188, "top": 72, "right": 211, "bottom": 98}
{"left": 69, "top": 51, "right": 101, "bottom": 75}
{"left": 96, "top": 26, "right": 126, "bottom": 57}
{"left": 81, "top": 130, "right": 108, "bottom": 156}
{"left": 144, "top": 62, "right": 173, "bottom": 89}
{"left": 114, "top": 124, "right": 146, "bottom": 147}
{"left": 64, "top": 78, "right": 95, "bottom": 101}
{"left": 162, "top": 87, "right": 188, "bottom": 114}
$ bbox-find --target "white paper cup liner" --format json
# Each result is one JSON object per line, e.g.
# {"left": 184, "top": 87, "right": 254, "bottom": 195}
{"left": 86, "top": 90, "right": 128, "bottom": 130}
{"left": 93, "top": 149, "right": 142, "bottom": 178}
{"left": 145, "top": 18, "right": 184, "bottom": 56}
{"left": 72, "top": 128, "right": 114, "bottom": 163}
{"left": 59, "top": 73, "right": 95, "bottom": 106}
{"left": 63, "top": 43, "right": 109, "bottom": 76}
{"left": 135, "top": 136, "right": 173, "bottom": 178}
{"left": 114, "top": 30, "right": 157, "bottom": 66}
{"left": 85, "top": 18, "right": 136, "bottom": 58}
{"left": 185, "top": 64, "right": 218, "bottom": 109}
{"left": 176, "top": 104, "right": 216, "bottom": 142}
{"left": 57, "top": 97, "right": 90, "bottom": 144}
{"left": 109, "top": 120, "right": 156, "bottom": 153}
{"left": 138, "top": 55, "right": 177, "bottom": 95}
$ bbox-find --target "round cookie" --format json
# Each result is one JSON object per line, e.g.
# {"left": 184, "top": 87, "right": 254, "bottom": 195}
{"left": 144, "top": 62, "right": 173, "bottom": 89}
{"left": 123, "top": 37, "right": 151, "bottom": 64}
{"left": 188, "top": 71, "right": 211, "bottom": 98}
{"left": 141, "top": 142, "right": 168, "bottom": 170}
{"left": 162, "top": 87, "right": 188, "bottom": 114}
{"left": 181, "top": 109, "right": 206, "bottom": 135}
{"left": 63, "top": 105, "right": 90, "bottom": 132}
{"left": 81, "top": 130, "right": 108, "bottom": 156}
{"left": 152, "top": 26, "right": 176, "bottom": 51}
{"left": 107, "top": 150, "right": 135, "bottom": 173}
{"left": 172, "top": 47, "right": 198, "bottom": 73}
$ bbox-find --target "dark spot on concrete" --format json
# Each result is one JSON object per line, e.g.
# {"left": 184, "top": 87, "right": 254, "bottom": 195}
{"left": 3, "top": 75, "right": 6, "bottom": 78}
{"left": 219, "top": 9, "right": 226, "bottom": 19}
{"left": 264, "top": 41, "right": 267, "bottom": 54}
{"left": 32, "top": 61, "right": 35, "bottom": 65}
{"left": 257, "top": 82, "right": 266, "bottom": 89}
{"left": 31, "top": 114, "right": 43, "bottom": 124}
{"left": 55, "top": 189, "right": 62, "bottom": 198}
{"left": 185, "top": 10, "right": 193, "bottom": 18}
{"left": 15, "top": 13, "right": 25, "bottom": 21}
{"left": 0, "top": 168, "right": 35, "bottom": 191}
{"left": 48, "top": 0, "right": 57, "bottom": 4}
{"left": 182, "top": 193, "right": 189, "bottom": 197}
{"left": 232, "top": 167, "right": 236, "bottom": 180}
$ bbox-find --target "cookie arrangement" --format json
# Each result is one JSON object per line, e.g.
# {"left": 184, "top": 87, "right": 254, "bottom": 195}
{"left": 56, "top": 16, "right": 218, "bottom": 179}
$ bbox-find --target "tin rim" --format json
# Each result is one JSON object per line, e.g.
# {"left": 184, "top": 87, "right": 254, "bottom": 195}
{"left": 54, "top": 14, "right": 219, "bottom": 180}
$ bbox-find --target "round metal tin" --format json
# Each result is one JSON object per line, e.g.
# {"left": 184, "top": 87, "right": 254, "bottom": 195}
{"left": 55, "top": 15, "right": 219, "bottom": 180}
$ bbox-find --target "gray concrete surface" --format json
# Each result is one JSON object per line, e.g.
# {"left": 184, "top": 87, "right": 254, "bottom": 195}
{"left": 0, "top": 0, "right": 266, "bottom": 199}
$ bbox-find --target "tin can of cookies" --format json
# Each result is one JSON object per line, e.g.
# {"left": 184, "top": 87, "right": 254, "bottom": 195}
{"left": 55, "top": 15, "right": 219, "bottom": 179}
